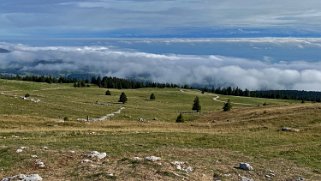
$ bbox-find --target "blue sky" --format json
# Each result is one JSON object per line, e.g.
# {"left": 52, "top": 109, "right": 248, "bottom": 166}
{"left": 1, "top": 0, "right": 321, "bottom": 38}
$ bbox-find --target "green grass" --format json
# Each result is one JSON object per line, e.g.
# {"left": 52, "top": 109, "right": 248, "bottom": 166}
{"left": 0, "top": 79, "right": 320, "bottom": 180}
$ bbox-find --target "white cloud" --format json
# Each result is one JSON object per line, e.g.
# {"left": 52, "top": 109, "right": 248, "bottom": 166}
{"left": 1, "top": 42, "right": 321, "bottom": 91}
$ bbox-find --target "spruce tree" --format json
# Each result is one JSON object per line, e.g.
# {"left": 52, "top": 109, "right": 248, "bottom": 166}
{"left": 150, "top": 93, "right": 156, "bottom": 100}
{"left": 119, "top": 92, "right": 127, "bottom": 104}
{"left": 192, "top": 96, "right": 201, "bottom": 112}
{"left": 223, "top": 99, "right": 232, "bottom": 111}
{"left": 105, "top": 90, "right": 111, "bottom": 95}
{"left": 176, "top": 113, "right": 184, "bottom": 123}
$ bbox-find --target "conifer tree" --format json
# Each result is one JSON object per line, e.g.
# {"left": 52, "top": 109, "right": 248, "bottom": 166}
{"left": 105, "top": 90, "right": 111, "bottom": 95}
{"left": 176, "top": 113, "right": 184, "bottom": 123}
{"left": 150, "top": 93, "right": 156, "bottom": 100}
{"left": 192, "top": 96, "right": 201, "bottom": 112}
{"left": 119, "top": 92, "right": 127, "bottom": 104}
{"left": 223, "top": 99, "right": 232, "bottom": 111}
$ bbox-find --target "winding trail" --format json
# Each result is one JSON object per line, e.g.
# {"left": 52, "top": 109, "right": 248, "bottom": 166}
{"left": 212, "top": 94, "right": 252, "bottom": 106}
{"left": 179, "top": 89, "right": 253, "bottom": 106}
{"left": 77, "top": 107, "right": 125, "bottom": 122}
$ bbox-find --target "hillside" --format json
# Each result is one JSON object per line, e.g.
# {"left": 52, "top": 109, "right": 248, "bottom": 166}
{"left": 0, "top": 79, "right": 320, "bottom": 180}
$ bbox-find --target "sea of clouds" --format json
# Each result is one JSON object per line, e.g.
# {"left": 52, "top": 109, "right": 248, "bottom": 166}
{"left": 1, "top": 41, "right": 321, "bottom": 91}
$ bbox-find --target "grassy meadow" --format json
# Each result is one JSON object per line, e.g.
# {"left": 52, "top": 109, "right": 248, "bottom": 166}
{"left": 0, "top": 79, "right": 320, "bottom": 180}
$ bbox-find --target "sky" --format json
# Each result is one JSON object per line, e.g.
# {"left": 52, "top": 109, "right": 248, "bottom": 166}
{"left": 2, "top": 1, "right": 321, "bottom": 91}
{"left": 1, "top": 0, "right": 321, "bottom": 38}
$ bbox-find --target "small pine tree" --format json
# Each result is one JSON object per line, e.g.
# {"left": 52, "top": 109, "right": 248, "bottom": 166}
{"left": 192, "top": 96, "right": 201, "bottom": 112}
{"left": 119, "top": 92, "right": 127, "bottom": 104}
{"left": 105, "top": 90, "right": 111, "bottom": 95}
{"left": 223, "top": 99, "right": 232, "bottom": 112}
{"left": 150, "top": 93, "right": 156, "bottom": 100}
{"left": 176, "top": 113, "right": 184, "bottom": 123}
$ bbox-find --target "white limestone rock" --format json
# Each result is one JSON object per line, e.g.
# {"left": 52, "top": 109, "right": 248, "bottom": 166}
{"left": 1, "top": 174, "right": 42, "bottom": 181}
{"left": 145, "top": 156, "right": 161, "bottom": 162}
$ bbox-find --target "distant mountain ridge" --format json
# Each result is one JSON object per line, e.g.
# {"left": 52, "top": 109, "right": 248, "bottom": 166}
{"left": 0, "top": 48, "right": 10, "bottom": 53}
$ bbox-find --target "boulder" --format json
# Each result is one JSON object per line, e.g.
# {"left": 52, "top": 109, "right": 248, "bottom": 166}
{"left": 239, "top": 162, "right": 253, "bottom": 171}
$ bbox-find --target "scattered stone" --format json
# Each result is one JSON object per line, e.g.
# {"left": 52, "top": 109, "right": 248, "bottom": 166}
{"left": 145, "top": 156, "right": 161, "bottom": 162}
{"left": 35, "top": 160, "right": 46, "bottom": 168}
{"left": 290, "top": 176, "right": 305, "bottom": 181}
{"left": 171, "top": 161, "right": 193, "bottom": 173}
{"left": 281, "top": 127, "right": 300, "bottom": 132}
{"left": 69, "top": 150, "right": 76, "bottom": 154}
{"left": 42, "top": 146, "right": 48, "bottom": 150}
{"left": 16, "top": 149, "right": 23, "bottom": 153}
{"left": 81, "top": 159, "right": 93, "bottom": 163}
{"left": 139, "top": 118, "right": 145, "bottom": 122}
{"left": 223, "top": 173, "right": 231, "bottom": 177}
{"left": 239, "top": 162, "right": 254, "bottom": 171}
{"left": 85, "top": 151, "right": 107, "bottom": 160}
{"left": 132, "top": 157, "right": 143, "bottom": 161}
{"left": 1, "top": 174, "right": 43, "bottom": 181}
{"left": 241, "top": 176, "right": 254, "bottom": 181}
{"left": 107, "top": 173, "right": 114, "bottom": 177}
{"left": 16, "top": 146, "right": 27, "bottom": 153}
{"left": 31, "top": 155, "right": 38, "bottom": 158}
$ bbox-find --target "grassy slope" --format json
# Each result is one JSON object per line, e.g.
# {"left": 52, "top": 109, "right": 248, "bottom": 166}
{"left": 0, "top": 79, "right": 320, "bottom": 180}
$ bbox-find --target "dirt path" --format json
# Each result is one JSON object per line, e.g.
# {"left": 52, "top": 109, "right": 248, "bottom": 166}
{"left": 77, "top": 107, "right": 126, "bottom": 122}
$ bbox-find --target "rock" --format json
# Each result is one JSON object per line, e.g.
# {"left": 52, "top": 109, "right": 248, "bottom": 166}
{"left": 31, "top": 155, "right": 38, "bottom": 158}
{"left": 171, "top": 161, "right": 193, "bottom": 173}
{"left": 85, "top": 151, "right": 107, "bottom": 160}
{"left": 281, "top": 127, "right": 300, "bottom": 132}
{"left": 241, "top": 176, "right": 254, "bottom": 181}
{"left": 16, "top": 146, "right": 27, "bottom": 153}
{"left": 42, "top": 146, "right": 48, "bottom": 150}
{"left": 291, "top": 176, "right": 305, "bottom": 181}
{"left": 16, "top": 149, "right": 23, "bottom": 153}
{"left": 132, "top": 157, "right": 143, "bottom": 161}
{"left": 69, "top": 150, "right": 76, "bottom": 154}
{"left": 239, "top": 162, "right": 253, "bottom": 171}
{"left": 145, "top": 156, "right": 161, "bottom": 162}
{"left": 81, "top": 159, "right": 93, "bottom": 163}
{"left": 1, "top": 174, "right": 43, "bottom": 181}
{"left": 139, "top": 118, "right": 145, "bottom": 122}
{"left": 35, "top": 160, "right": 45, "bottom": 168}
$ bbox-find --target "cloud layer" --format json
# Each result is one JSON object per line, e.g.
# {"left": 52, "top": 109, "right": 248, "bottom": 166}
{"left": 1, "top": 41, "right": 321, "bottom": 91}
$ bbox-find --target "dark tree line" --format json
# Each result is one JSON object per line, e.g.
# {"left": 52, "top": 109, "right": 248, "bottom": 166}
{"left": 0, "top": 75, "right": 77, "bottom": 84}
{"left": 91, "top": 76, "right": 180, "bottom": 89}
{"left": 1, "top": 74, "right": 185, "bottom": 89}
{"left": 202, "top": 86, "right": 321, "bottom": 102}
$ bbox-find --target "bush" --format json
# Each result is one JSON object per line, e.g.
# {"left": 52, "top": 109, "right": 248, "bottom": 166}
{"left": 176, "top": 113, "right": 184, "bottom": 123}
{"left": 25, "top": 93, "right": 30, "bottom": 98}
{"left": 150, "top": 93, "right": 156, "bottom": 100}
{"left": 223, "top": 99, "right": 232, "bottom": 112}
{"left": 63, "top": 117, "right": 69, "bottom": 121}
{"left": 119, "top": 92, "right": 128, "bottom": 104}
{"left": 105, "top": 90, "right": 111, "bottom": 95}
